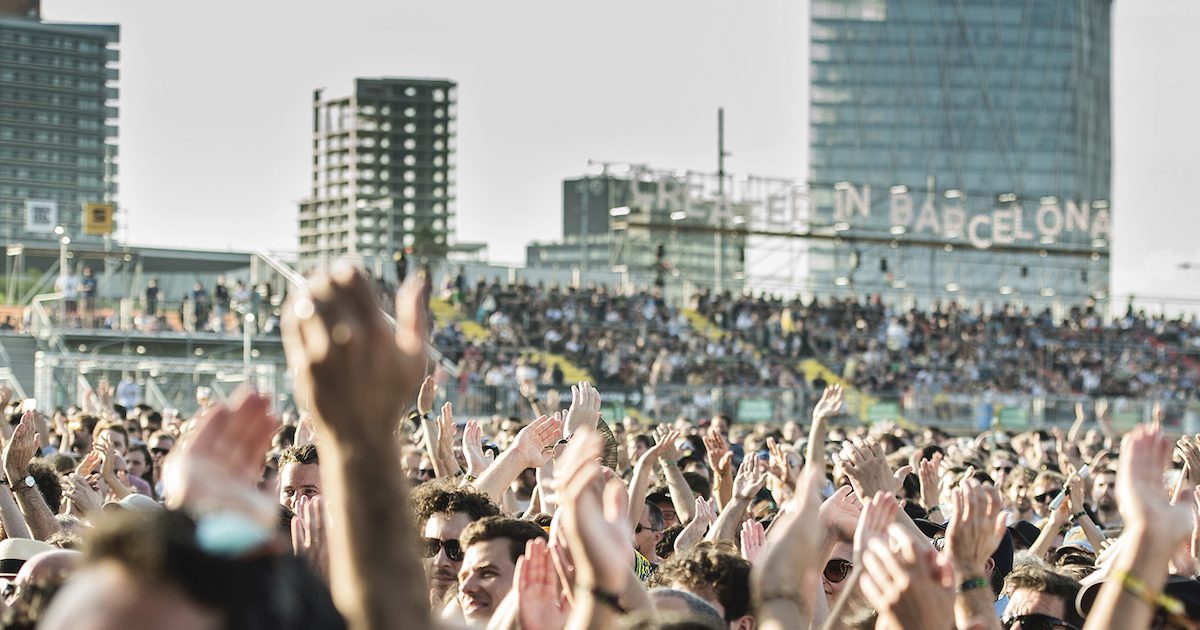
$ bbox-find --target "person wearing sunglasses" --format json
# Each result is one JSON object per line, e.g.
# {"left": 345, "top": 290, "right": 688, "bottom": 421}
{"left": 1030, "top": 471, "right": 1066, "bottom": 521}
{"left": 1000, "top": 563, "right": 1083, "bottom": 630}
{"left": 1004, "top": 469, "right": 1039, "bottom": 525}
{"left": 822, "top": 544, "right": 854, "bottom": 599}
{"left": 411, "top": 483, "right": 500, "bottom": 610}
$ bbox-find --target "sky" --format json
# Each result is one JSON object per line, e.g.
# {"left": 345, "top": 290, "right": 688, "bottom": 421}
{"left": 44, "top": 0, "right": 1200, "bottom": 308}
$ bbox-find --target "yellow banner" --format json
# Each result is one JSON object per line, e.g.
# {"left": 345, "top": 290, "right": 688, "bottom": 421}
{"left": 83, "top": 203, "right": 114, "bottom": 235}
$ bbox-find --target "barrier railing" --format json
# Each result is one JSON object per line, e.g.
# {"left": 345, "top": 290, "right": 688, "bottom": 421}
{"left": 436, "top": 382, "right": 1200, "bottom": 435}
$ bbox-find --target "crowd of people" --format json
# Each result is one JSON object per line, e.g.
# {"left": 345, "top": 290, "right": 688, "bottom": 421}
{"left": 429, "top": 277, "right": 1200, "bottom": 406}
{"left": 0, "top": 267, "right": 1195, "bottom": 630}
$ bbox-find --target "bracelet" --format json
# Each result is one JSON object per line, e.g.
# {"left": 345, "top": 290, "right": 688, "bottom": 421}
{"left": 957, "top": 577, "right": 989, "bottom": 593}
{"left": 586, "top": 585, "right": 626, "bottom": 613}
{"left": 661, "top": 459, "right": 678, "bottom": 467}
{"left": 1070, "top": 511, "right": 1087, "bottom": 523}
{"left": 1116, "top": 570, "right": 1185, "bottom": 616}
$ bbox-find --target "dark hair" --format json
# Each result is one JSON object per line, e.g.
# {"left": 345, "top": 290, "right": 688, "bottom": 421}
{"left": 410, "top": 480, "right": 501, "bottom": 524}
{"left": 460, "top": 516, "right": 548, "bottom": 563}
{"left": 273, "top": 425, "right": 296, "bottom": 449}
{"left": 279, "top": 444, "right": 319, "bottom": 468}
{"left": 127, "top": 443, "right": 155, "bottom": 487}
{"left": 1003, "top": 563, "right": 1083, "bottom": 627}
{"left": 27, "top": 460, "right": 62, "bottom": 514}
{"left": 657, "top": 524, "right": 684, "bottom": 560}
{"left": 654, "top": 543, "right": 751, "bottom": 623}
{"left": 682, "top": 471, "right": 712, "bottom": 501}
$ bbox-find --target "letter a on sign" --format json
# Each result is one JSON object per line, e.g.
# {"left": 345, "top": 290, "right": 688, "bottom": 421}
{"left": 83, "top": 203, "right": 114, "bottom": 236}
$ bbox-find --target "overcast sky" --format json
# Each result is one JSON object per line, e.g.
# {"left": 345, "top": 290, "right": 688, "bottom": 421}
{"left": 45, "top": 0, "right": 1200, "bottom": 307}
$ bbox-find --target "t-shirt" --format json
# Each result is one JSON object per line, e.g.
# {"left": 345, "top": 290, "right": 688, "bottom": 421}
{"left": 80, "top": 276, "right": 97, "bottom": 297}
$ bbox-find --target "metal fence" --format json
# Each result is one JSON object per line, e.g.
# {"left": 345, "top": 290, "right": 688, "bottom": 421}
{"left": 439, "top": 382, "right": 1200, "bottom": 435}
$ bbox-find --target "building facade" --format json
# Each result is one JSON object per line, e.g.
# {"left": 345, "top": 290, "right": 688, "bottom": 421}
{"left": 299, "top": 77, "right": 457, "bottom": 272}
{"left": 528, "top": 164, "right": 764, "bottom": 300}
{"left": 0, "top": 7, "right": 119, "bottom": 244}
{"left": 807, "top": 0, "right": 1112, "bottom": 309}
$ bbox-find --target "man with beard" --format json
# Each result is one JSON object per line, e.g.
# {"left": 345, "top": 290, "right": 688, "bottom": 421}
{"left": 411, "top": 482, "right": 501, "bottom": 611}
{"left": 1089, "top": 468, "right": 1121, "bottom": 530}
{"left": 1003, "top": 467, "right": 1038, "bottom": 525}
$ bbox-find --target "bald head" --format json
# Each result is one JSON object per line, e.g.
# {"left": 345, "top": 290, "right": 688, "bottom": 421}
{"left": 14, "top": 550, "right": 82, "bottom": 589}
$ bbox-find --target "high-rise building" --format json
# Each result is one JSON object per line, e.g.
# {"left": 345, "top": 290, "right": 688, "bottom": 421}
{"left": 807, "top": 0, "right": 1112, "bottom": 308}
{"left": 299, "top": 77, "right": 458, "bottom": 272}
{"left": 0, "top": 5, "right": 119, "bottom": 243}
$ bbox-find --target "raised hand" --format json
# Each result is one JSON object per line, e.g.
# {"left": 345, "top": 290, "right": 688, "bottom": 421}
{"left": 557, "top": 427, "right": 632, "bottom": 594}
{"left": 944, "top": 478, "right": 1007, "bottom": 580}
{"left": 292, "top": 494, "right": 329, "bottom": 581}
{"left": 295, "top": 413, "right": 318, "bottom": 447}
{"left": 3, "top": 411, "right": 39, "bottom": 484}
{"left": 1177, "top": 435, "right": 1200, "bottom": 488}
{"left": 653, "top": 425, "right": 682, "bottom": 463}
{"left": 854, "top": 491, "right": 900, "bottom": 564}
{"left": 733, "top": 456, "right": 768, "bottom": 500}
{"left": 859, "top": 525, "right": 956, "bottom": 630}
{"left": 518, "top": 379, "right": 539, "bottom": 402}
{"left": 703, "top": 428, "right": 732, "bottom": 475}
{"left": 462, "top": 419, "right": 493, "bottom": 478}
{"left": 812, "top": 384, "right": 844, "bottom": 423}
{"left": 918, "top": 452, "right": 944, "bottom": 512}
{"left": 161, "top": 389, "right": 278, "bottom": 529}
{"left": 740, "top": 518, "right": 766, "bottom": 563}
{"left": 564, "top": 381, "right": 601, "bottom": 437}
{"left": 516, "top": 537, "right": 570, "bottom": 630}
{"left": 1119, "top": 424, "right": 1192, "bottom": 543}
{"left": 512, "top": 413, "right": 565, "bottom": 469}
{"left": 808, "top": 384, "right": 843, "bottom": 468}
{"left": 417, "top": 375, "right": 438, "bottom": 416}
{"left": 282, "top": 270, "right": 428, "bottom": 441}
{"left": 435, "top": 401, "right": 460, "bottom": 473}
{"left": 765, "top": 437, "right": 793, "bottom": 485}
{"left": 675, "top": 496, "right": 715, "bottom": 555}
{"left": 837, "top": 437, "right": 912, "bottom": 502}
{"left": 74, "top": 450, "right": 101, "bottom": 477}
{"left": 63, "top": 472, "right": 103, "bottom": 514}
{"left": 819, "top": 485, "right": 863, "bottom": 542}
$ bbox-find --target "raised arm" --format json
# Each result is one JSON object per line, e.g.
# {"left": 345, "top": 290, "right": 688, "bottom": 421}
{"left": 655, "top": 426, "right": 696, "bottom": 524}
{"left": 1083, "top": 424, "right": 1194, "bottom": 630}
{"left": 3, "top": 412, "right": 60, "bottom": 541}
{"left": 706, "top": 456, "right": 766, "bottom": 543}
{"left": 472, "top": 413, "right": 563, "bottom": 505}
{"left": 281, "top": 268, "right": 431, "bottom": 630}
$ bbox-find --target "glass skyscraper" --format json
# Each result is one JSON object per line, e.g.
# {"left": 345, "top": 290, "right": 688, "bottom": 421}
{"left": 807, "top": 0, "right": 1112, "bottom": 309}
{"left": 0, "top": 8, "right": 119, "bottom": 243}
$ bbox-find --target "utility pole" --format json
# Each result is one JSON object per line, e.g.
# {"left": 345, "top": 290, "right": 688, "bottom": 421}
{"left": 715, "top": 108, "right": 730, "bottom": 293}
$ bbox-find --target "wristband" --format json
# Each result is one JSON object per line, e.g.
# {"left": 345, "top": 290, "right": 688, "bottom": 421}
{"left": 1070, "top": 511, "right": 1087, "bottom": 523}
{"left": 1116, "top": 570, "right": 1185, "bottom": 616}
{"left": 661, "top": 459, "right": 678, "bottom": 467}
{"left": 956, "top": 577, "right": 989, "bottom": 593}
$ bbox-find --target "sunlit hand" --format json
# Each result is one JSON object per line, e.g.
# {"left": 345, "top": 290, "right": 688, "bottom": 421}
{"left": 860, "top": 524, "right": 956, "bottom": 630}
{"left": 462, "top": 419, "right": 493, "bottom": 478}
{"left": 733, "top": 456, "right": 768, "bottom": 500}
{"left": 819, "top": 485, "right": 863, "bottom": 542}
{"left": 417, "top": 375, "right": 438, "bottom": 416}
{"left": 292, "top": 494, "right": 330, "bottom": 582}
{"left": 564, "top": 381, "right": 601, "bottom": 437}
{"left": 516, "top": 537, "right": 571, "bottom": 630}
{"left": 512, "top": 413, "right": 565, "bottom": 470}
{"left": 281, "top": 269, "right": 428, "bottom": 442}
{"left": 740, "top": 518, "right": 766, "bottom": 563}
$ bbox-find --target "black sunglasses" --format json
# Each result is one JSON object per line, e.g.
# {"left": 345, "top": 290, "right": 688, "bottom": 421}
{"left": 635, "top": 524, "right": 662, "bottom": 534}
{"left": 418, "top": 537, "right": 464, "bottom": 562}
{"left": 151, "top": 447, "right": 171, "bottom": 456}
{"left": 1034, "top": 490, "right": 1061, "bottom": 504}
{"left": 823, "top": 558, "right": 852, "bottom": 583}
{"left": 993, "top": 465, "right": 1014, "bottom": 473}
{"left": 1002, "top": 613, "right": 1078, "bottom": 630}
{"left": 417, "top": 468, "right": 436, "bottom": 478}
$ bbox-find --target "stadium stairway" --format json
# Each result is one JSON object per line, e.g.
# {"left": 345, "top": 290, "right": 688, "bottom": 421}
{"left": 428, "top": 297, "right": 594, "bottom": 383}
{"left": 680, "top": 308, "right": 887, "bottom": 424}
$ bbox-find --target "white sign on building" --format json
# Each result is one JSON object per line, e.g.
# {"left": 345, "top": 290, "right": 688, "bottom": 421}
{"left": 24, "top": 200, "right": 58, "bottom": 233}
